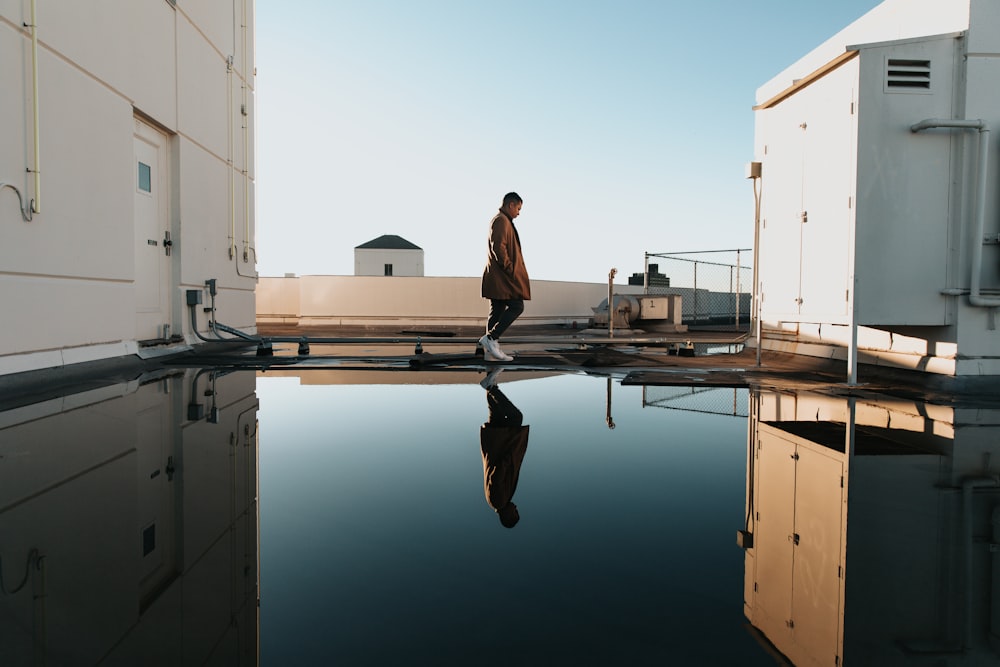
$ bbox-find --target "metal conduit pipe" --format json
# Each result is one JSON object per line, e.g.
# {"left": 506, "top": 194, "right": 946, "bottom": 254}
{"left": 242, "top": 0, "right": 252, "bottom": 265}
{"left": 961, "top": 475, "right": 999, "bottom": 650}
{"left": 226, "top": 55, "right": 236, "bottom": 260}
{"left": 187, "top": 303, "right": 255, "bottom": 344}
{"left": 911, "top": 119, "right": 999, "bottom": 307}
{"left": 213, "top": 321, "right": 260, "bottom": 342}
{"left": 608, "top": 268, "right": 617, "bottom": 338}
{"left": 28, "top": 0, "right": 40, "bottom": 214}
{"left": 0, "top": 182, "right": 34, "bottom": 221}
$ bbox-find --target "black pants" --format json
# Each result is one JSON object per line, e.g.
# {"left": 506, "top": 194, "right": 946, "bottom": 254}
{"left": 487, "top": 299, "right": 524, "bottom": 340}
{"left": 486, "top": 386, "right": 523, "bottom": 427}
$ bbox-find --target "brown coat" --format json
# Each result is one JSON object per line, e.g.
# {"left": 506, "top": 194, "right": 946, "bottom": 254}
{"left": 481, "top": 211, "right": 531, "bottom": 300}
{"left": 480, "top": 424, "right": 530, "bottom": 512}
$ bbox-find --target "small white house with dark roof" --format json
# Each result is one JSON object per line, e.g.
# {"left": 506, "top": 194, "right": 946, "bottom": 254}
{"left": 354, "top": 234, "right": 424, "bottom": 276}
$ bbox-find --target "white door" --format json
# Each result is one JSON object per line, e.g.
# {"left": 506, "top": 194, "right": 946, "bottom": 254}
{"left": 137, "top": 396, "right": 177, "bottom": 606}
{"left": 798, "top": 65, "right": 857, "bottom": 322}
{"left": 134, "top": 119, "right": 171, "bottom": 341}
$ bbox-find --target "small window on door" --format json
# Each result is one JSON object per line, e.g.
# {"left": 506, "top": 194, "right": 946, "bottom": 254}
{"left": 142, "top": 523, "right": 156, "bottom": 556}
{"left": 384, "top": 264, "right": 393, "bottom": 276}
{"left": 138, "top": 161, "right": 152, "bottom": 193}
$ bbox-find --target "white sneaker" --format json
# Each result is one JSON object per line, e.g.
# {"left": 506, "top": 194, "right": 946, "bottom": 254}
{"left": 483, "top": 346, "right": 513, "bottom": 362}
{"left": 479, "top": 334, "right": 512, "bottom": 362}
{"left": 492, "top": 341, "right": 514, "bottom": 361}
{"left": 480, "top": 368, "right": 503, "bottom": 389}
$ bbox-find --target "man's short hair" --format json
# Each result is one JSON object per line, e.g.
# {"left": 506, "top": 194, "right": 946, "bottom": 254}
{"left": 502, "top": 192, "right": 522, "bottom": 207}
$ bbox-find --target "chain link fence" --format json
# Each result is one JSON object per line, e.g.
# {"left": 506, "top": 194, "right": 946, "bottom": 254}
{"left": 639, "top": 250, "right": 752, "bottom": 332}
{"left": 642, "top": 385, "right": 749, "bottom": 418}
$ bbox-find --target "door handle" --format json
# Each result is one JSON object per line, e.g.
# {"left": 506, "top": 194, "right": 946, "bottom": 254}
{"left": 163, "top": 231, "right": 173, "bottom": 256}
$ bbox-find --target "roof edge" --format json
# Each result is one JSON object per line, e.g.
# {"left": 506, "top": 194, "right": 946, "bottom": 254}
{"left": 753, "top": 50, "right": 859, "bottom": 111}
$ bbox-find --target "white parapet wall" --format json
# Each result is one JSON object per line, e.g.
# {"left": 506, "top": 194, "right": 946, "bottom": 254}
{"left": 257, "top": 275, "right": 646, "bottom": 328}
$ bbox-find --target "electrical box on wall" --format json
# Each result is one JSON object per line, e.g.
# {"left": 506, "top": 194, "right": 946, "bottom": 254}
{"left": 745, "top": 161, "right": 762, "bottom": 179}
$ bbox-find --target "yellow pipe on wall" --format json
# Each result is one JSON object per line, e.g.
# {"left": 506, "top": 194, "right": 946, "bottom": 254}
{"left": 29, "top": 0, "right": 40, "bottom": 214}
{"left": 242, "top": 0, "right": 250, "bottom": 263}
{"left": 227, "top": 54, "right": 235, "bottom": 260}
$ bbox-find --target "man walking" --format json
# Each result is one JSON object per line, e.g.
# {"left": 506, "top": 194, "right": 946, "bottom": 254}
{"left": 480, "top": 192, "right": 530, "bottom": 362}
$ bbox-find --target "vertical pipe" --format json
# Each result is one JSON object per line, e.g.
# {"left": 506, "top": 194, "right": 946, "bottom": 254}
{"left": 756, "top": 297, "right": 762, "bottom": 367}
{"left": 643, "top": 253, "right": 649, "bottom": 291}
{"left": 729, "top": 265, "right": 734, "bottom": 328}
{"left": 962, "top": 476, "right": 999, "bottom": 650}
{"left": 967, "top": 127, "right": 993, "bottom": 307}
{"left": 32, "top": 552, "right": 46, "bottom": 665}
{"left": 752, "top": 175, "right": 762, "bottom": 366}
{"left": 29, "top": 0, "right": 40, "bottom": 213}
{"left": 241, "top": 0, "right": 251, "bottom": 263}
{"left": 608, "top": 268, "right": 617, "bottom": 338}
{"left": 693, "top": 262, "right": 699, "bottom": 325}
{"left": 227, "top": 54, "right": 235, "bottom": 260}
{"left": 605, "top": 377, "right": 615, "bottom": 429}
{"left": 848, "top": 314, "right": 858, "bottom": 385}
{"left": 735, "top": 250, "right": 742, "bottom": 332}
{"left": 911, "top": 120, "right": 997, "bottom": 307}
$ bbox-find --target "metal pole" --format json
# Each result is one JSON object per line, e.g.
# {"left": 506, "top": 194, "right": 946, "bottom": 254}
{"left": 606, "top": 377, "right": 615, "bottom": 429}
{"left": 735, "top": 250, "right": 742, "bottom": 332}
{"left": 755, "top": 298, "right": 762, "bottom": 367}
{"left": 693, "top": 262, "right": 698, "bottom": 325}
{"left": 848, "top": 312, "right": 858, "bottom": 385}
{"left": 29, "top": 0, "right": 41, "bottom": 214}
{"left": 608, "top": 268, "right": 617, "bottom": 338}
{"left": 643, "top": 253, "right": 649, "bottom": 291}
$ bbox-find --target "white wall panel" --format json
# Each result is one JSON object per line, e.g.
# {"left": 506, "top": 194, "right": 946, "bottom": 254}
{"left": 0, "top": 48, "right": 133, "bottom": 279}
{"left": 32, "top": 1, "right": 177, "bottom": 128}
{"left": 177, "top": 17, "right": 229, "bottom": 162}
{"left": 177, "top": 137, "right": 231, "bottom": 286}
{"left": 855, "top": 37, "right": 957, "bottom": 325}
{"left": 0, "top": 275, "right": 133, "bottom": 356}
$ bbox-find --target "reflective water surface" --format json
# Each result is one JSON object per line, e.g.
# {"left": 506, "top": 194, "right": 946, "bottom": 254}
{"left": 257, "top": 373, "right": 753, "bottom": 665}
{"left": 2, "top": 367, "right": 999, "bottom": 666}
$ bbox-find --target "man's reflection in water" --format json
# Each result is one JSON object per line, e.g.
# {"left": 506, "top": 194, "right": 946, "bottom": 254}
{"left": 479, "top": 369, "right": 529, "bottom": 528}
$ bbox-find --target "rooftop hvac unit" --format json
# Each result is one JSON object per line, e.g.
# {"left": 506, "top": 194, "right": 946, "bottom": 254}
{"left": 590, "top": 294, "right": 686, "bottom": 332}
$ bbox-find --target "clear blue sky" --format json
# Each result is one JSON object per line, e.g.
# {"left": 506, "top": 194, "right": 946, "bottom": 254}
{"left": 255, "top": 0, "right": 880, "bottom": 282}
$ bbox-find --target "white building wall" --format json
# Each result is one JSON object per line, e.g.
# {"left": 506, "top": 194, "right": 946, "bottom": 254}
{"left": 753, "top": 0, "right": 1000, "bottom": 377}
{"left": 257, "top": 276, "right": 643, "bottom": 328}
{"left": 354, "top": 248, "right": 425, "bottom": 276}
{"left": 0, "top": 370, "right": 258, "bottom": 663}
{"left": 755, "top": 0, "right": 969, "bottom": 106}
{"left": 0, "top": 1, "right": 257, "bottom": 377}
{"left": 854, "top": 36, "right": 959, "bottom": 326}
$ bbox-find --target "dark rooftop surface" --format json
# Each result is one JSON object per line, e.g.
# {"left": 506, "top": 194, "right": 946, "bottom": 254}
{"left": 354, "top": 234, "right": 422, "bottom": 250}
{"left": 2, "top": 324, "right": 996, "bottom": 411}
{"left": 244, "top": 323, "right": 1000, "bottom": 408}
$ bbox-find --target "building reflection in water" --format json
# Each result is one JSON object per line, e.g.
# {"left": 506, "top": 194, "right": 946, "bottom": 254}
{"left": 741, "top": 386, "right": 1000, "bottom": 665}
{"left": 0, "top": 369, "right": 258, "bottom": 666}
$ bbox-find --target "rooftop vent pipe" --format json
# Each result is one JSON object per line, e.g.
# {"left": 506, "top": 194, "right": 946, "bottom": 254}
{"left": 910, "top": 119, "right": 998, "bottom": 308}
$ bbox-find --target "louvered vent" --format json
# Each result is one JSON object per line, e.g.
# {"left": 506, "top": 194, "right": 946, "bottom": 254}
{"left": 886, "top": 59, "right": 931, "bottom": 90}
